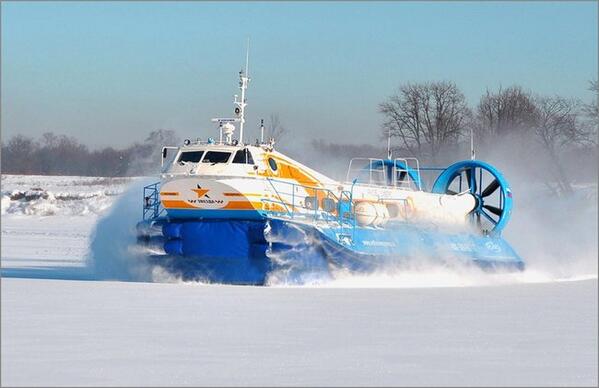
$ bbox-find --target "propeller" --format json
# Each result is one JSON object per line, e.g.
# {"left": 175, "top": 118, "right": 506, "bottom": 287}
{"left": 483, "top": 204, "right": 502, "bottom": 216}
{"left": 482, "top": 179, "right": 500, "bottom": 198}
{"left": 465, "top": 168, "right": 477, "bottom": 193}
{"left": 432, "top": 160, "right": 513, "bottom": 235}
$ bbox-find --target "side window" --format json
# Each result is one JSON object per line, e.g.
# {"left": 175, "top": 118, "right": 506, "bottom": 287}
{"left": 232, "top": 149, "right": 255, "bottom": 164}
{"left": 268, "top": 158, "right": 278, "bottom": 171}
{"left": 202, "top": 151, "right": 232, "bottom": 164}
{"left": 178, "top": 151, "right": 204, "bottom": 163}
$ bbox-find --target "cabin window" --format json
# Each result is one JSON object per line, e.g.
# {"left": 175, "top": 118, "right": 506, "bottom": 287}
{"left": 202, "top": 151, "right": 231, "bottom": 164}
{"left": 232, "top": 149, "right": 255, "bottom": 164}
{"left": 178, "top": 151, "right": 204, "bottom": 163}
{"left": 268, "top": 157, "right": 278, "bottom": 171}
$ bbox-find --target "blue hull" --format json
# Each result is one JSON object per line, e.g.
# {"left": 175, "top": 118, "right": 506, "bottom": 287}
{"left": 137, "top": 218, "right": 524, "bottom": 285}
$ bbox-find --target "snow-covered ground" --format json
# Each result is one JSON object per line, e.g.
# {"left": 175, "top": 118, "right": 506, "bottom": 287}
{"left": 1, "top": 174, "right": 597, "bottom": 386}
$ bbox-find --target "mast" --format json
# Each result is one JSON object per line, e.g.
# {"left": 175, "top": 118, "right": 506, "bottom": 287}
{"left": 234, "top": 39, "right": 251, "bottom": 145}
{"left": 211, "top": 40, "right": 251, "bottom": 145}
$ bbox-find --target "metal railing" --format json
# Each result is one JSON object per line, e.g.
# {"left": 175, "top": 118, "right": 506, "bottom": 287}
{"left": 143, "top": 182, "right": 163, "bottom": 221}
{"left": 261, "top": 178, "right": 419, "bottom": 246}
{"left": 394, "top": 157, "right": 422, "bottom": 191}
{"left": 345, "top": 157, "right": 423, "bottom": 190}
{"left": 261, "top": 178, "right": 357, "bottom": 235}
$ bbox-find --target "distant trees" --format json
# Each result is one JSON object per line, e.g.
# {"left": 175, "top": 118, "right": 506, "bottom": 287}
{"left": 533, "top": 96, "right": 584, "bottom": 194}
{"left": 265, "top": 113, "right": 287, "bottom": 143}
{"left": 126, "top": 129, "right": 180, "bottom": 175}
{"left": 379, "top": 81, "right": 470, "bottom": 163}
{"left": 582, "top": 80, "right": 598, "bottom": 145}
{"left": 474, "top": 86, "right": 538, "bottom": 139}
{"left": 1, "top": 135, "right": 39, "bottom": 174}
{"left": 377, "top": 81, "right": 598, "bottom": 196}
{"left": 0, "top": 129, "right": 180, "bottom": 177}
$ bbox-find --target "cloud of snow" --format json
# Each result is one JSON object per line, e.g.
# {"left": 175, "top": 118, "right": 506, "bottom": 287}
{"left": 88, "top": 178, "right": 157, "bottom": 282}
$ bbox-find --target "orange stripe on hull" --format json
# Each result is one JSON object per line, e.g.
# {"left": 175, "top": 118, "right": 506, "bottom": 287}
{"left": 223, "top": 193, "right": 264, "bottom": 197}
{"left": 161, "top": 200, "right": 197, "bottom": 209}
{"left": 162, "top": 199, "right": 264, "bottom": 211}
{"left": 223, "top": 201, "right": 263, "bottom": 210}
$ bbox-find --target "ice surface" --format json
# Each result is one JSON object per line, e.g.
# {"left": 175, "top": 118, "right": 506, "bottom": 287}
{"left": 1, "top": 174, "right": 597, "bottom": 386}
{"left": 1, "top": 278, "right": 597, "bottom": 386}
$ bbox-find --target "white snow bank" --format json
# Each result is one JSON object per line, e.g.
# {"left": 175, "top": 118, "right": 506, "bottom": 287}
{"left": 1, "top": 175, "right": 134, "bottom": 216}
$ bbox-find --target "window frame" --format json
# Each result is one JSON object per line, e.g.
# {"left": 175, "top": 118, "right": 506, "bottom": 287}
{"left": 232, "top": 149, "right": 255, "bottom": 165}
{"left": 201, "top": 151, "right": 233, "bottom": 164}
{"left": 177, "top": 150, "right": 205, "bottom": 164}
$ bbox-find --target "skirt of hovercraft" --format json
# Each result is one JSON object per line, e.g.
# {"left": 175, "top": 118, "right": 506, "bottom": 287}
{"left": 135, "top": 218, "right": 524, "bottom": 285}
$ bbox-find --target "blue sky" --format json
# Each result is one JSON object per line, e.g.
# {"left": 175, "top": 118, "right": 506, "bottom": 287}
{"left": 2, "top": 1, "right": 597, "bottom": 148}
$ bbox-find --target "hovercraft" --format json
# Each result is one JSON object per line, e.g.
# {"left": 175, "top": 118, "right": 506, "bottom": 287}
{"left": 136, "top": 64, "right": 523, "bottom": 285}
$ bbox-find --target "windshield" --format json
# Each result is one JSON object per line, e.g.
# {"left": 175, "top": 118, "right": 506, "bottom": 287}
{"left": 202, "top": 151, "right": 231, "bottom": 164}
{"left": 178, "top": 151, "right": 204, "bottom": 163}
{"left": 232, "top": 149, "right": 255, "bottom": 164}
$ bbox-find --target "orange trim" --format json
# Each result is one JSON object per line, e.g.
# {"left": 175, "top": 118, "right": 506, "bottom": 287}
{"left": 163, "top": 199, "right": 263, "bottom": 210}
{"left": 162, "top": 200, "right": 196, "bottom": 209}
{"left": 223, "top": 192, "right": 264, "bottom": 197}
{"left": 160, "top": 192, "right": 179, "bottom": 196}
{"left": 223, "top": 201, "right": 263, "bottom": 210}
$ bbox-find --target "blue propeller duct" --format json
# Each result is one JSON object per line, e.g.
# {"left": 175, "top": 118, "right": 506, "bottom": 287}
{"left": 432, "top": 160, "right": 513, "bottom": 235}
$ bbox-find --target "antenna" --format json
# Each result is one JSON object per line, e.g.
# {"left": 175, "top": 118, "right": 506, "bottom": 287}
{"left": 235, "top": 38, "right": 251, "bottom": 145}
{"left": 387, "top": 127, "right": 392, "bottom": 159}
{"left": 245, "top": 37, "right": 250, "bottom": 78}
{"left": 260, "top": 119, "right": 265, "bottom": 143}
{"left": 470, "top": 126, "right": 476, "bottom": 160}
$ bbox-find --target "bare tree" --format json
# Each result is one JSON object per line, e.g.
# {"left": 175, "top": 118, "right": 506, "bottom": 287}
{"left": 475, "top": 85, "right": 538, "bottom": 139}
{"left": 533, "top": 96, "right": 585, "bottom": 195}
{"left": 379, "top": 81, "right": 470, "bottom": 162}
{"left": 127, "top": 129, "right": 180, "bottom": 175}
{"left": 582, "top": 80, "right": 598, "bottom": 146}
{"left": 1, "top": 135, "right": 39, "bottom": 174}
{"left": 266, "top": 113, "right": 286, "bottom": 143}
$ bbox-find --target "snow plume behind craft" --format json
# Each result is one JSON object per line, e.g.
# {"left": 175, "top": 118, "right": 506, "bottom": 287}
{"left": 271, "top": 137, "right": 598, "bottom": 287}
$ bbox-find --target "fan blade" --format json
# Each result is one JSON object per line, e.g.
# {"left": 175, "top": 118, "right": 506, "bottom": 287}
{"left": 476, "top": 213, "right": 481, "bottom": 228}
{"left": 446, "top": 189, "right": 458, "bottom": 195}
{"left": 482, "top": 179, "right": 500, "bottom": 198}
{"left": 466, "top": 168, "right": 476, "bottom": 193}
{"left": 483, "top": 204, "right": 502, "bottom": 216}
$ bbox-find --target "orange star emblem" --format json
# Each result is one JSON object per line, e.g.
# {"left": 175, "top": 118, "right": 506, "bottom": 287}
{"left": 192, "top": 188, "right": 209, "bottom": 198}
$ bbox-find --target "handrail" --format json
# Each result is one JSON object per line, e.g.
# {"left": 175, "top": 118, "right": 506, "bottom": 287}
{"left": 263, "top": 178, "right": 356, "bottom": 232}
{"left": 142, "top": 182, "right": 163, "bottom": 221}
{"left": 264, "top": 178, "right": 293, "bottom": 217}
{"left": 346, "top": 157, "right": 424, "bottom": 190}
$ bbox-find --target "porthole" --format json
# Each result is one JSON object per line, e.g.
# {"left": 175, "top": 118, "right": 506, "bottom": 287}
{"left": 268, "top": 158, "right": 278, "bottom": 171}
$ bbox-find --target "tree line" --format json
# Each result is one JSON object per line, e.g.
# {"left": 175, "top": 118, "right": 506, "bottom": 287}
{"left": 1, "top": 129, "right": 179, "bottom": 177}
{"left": 315, "top": 81, "right": 598, "bottom": 196}
{"left": 2, "top": 83, "right": 597, "bottom": 195}
{"left": 0, "top": 114, "right": 289, "bottom": 177}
